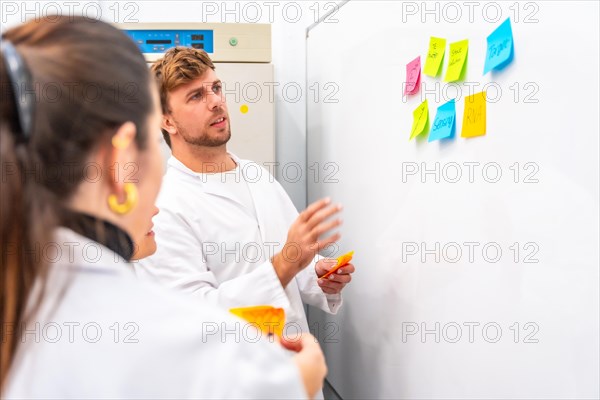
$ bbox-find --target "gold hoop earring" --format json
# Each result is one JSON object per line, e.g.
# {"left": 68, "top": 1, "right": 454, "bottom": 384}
{"left": 108, "top": 183, "right": 138, "bottom": 215}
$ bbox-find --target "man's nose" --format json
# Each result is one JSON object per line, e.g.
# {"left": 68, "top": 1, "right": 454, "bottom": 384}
{"left": 207, "top": 91, "right": 224, "bottom": 109}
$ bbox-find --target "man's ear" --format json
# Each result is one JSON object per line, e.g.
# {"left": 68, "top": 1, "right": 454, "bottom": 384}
{"left": 162, "top": 113, "right": 177, "bottom": 136}
{"left": 108, "top": 121, "right": 137, "bottom": 196}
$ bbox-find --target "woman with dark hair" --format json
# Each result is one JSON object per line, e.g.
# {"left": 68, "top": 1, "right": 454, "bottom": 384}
{"left": 0, "top": 16, "right": 326, "bottom": 398}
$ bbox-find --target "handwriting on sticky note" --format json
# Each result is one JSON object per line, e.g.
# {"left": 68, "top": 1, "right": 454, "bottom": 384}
{"left": 489, "top": 38, "right": 511, "bottom": 59}
{"left": 409, "top": 99, "right": 429, "bottom": 140}
{"left": 461, "top": 91, "right": 486, "bottom": 138}
{"left": 405, "top": 56, "right": 421, "bottom": 95}
{"left": 444, "top": 39, "right": 468, "bottom": 82}
{"left": 424, "top": 37, "right": 446, "bottom": 77}
{"left": 429, "top": 100, "right": 456, "bottom": 142}
{"left": 484, "top": 18, "right": 514, "bottom": 74}
{"left": 434, "top": 116, "right": 453, "bottom": 130}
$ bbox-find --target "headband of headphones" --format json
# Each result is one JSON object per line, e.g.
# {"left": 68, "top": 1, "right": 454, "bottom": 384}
{"left": 2, "top": 40, "right": 35, "bottom": 140}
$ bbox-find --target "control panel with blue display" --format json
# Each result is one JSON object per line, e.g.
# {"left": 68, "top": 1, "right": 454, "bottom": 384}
{"left": 124, "top": 29, "right": 214, "bottom": 54}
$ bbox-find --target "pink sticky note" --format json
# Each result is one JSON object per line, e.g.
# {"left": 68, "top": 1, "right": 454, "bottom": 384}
{"left": 404, "top": 56, "right": 421, "bottom": 95}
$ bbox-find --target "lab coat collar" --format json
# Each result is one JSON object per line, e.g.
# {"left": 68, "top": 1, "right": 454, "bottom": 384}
{"left": 52, "top": 227, "right": 135, "bottom": 276}
{"left": 166, "top": 153, "right": 268, "bottom": 244}
{"left": 60, "top": 211, "right": 134, "bottom": 261}
{"left": 166, "top": 153, "right": 257, "bottom": 206}
{"left": 166, "top": 152, "right": 242, "bottom": 178}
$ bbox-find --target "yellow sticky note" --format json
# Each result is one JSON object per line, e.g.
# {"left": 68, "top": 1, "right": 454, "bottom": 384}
{"left": 444, "top": 39, "right": 468, "bottom": 82}
{"left": 409, "top": 99, "right": 429, "bottom": 140}
{"left": 230, "top": 306, "right": 286, "bottom": 337}
{"left": 461, "top": 91, "right": 486, "bottom": 138}
{"left": 424, "top": 37, "right": 446, "bottom": 77}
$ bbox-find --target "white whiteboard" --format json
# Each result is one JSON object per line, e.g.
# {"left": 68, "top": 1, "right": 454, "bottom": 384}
{"left": 306, "top": 1, "right": 599, "bottom": 399}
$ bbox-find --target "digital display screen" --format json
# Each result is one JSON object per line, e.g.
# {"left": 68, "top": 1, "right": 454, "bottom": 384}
{"left": 146, "top": 40, "right": 172, "bottom": 44}
{"left": 125, "top": 30, "right": 214, "bottom": 54}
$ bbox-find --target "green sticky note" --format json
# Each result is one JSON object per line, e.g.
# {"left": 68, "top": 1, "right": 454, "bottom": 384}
{"left": 424, "top": 37, "right": 446, "bottom": 77}
{"left": 409, "top": 99, "right": 429, "bottom": 140}
{"left": 444, "top": 39, "right": 468, "bottom": 82}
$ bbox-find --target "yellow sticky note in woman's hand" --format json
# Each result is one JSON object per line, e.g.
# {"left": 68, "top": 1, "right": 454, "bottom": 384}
{"left": 230, "top": 305, "right": 286, "bottom": 337}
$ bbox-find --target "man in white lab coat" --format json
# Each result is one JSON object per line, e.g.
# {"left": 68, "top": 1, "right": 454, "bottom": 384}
{"left": 137, "top": 47, "right": 355, "bottom": 334}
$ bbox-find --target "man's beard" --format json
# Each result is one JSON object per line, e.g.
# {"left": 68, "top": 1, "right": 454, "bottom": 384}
{"left": 177, "top": 123, "right": 231, "bottom": 148}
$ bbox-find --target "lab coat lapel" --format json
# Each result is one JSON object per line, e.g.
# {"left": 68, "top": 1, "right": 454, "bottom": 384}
{"left": 236, "top": 157, "right": 269, "bottom": 245}
{"left": 236, "top": 156, "right": 290, "bottom": 251}
{"left": 168, "top": 154, "right": 279, "bottom": 246}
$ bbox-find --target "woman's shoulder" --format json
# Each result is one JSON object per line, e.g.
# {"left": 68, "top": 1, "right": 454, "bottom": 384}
{"left": 5, "top": 266, "right": 305, "bottom": 399}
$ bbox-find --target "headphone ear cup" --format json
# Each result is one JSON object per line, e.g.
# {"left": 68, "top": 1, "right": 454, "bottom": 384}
{"left": 1, "top": 40, "right": 35, "bottom": 140}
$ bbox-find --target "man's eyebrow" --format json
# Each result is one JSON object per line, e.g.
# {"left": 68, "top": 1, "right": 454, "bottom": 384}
{"left": 185, "top": 86, "right": 205, "bottom": 100}
{"left": 185, "top": 80, "right": 222, "bottom": 99}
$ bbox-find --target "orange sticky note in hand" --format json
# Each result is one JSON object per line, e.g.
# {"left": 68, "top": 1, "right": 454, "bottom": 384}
{"left": 230, "top": 305, "right": 286, "bottom": 337}
{"left": 320, "top": 251, "right": 354, "bottom": 280}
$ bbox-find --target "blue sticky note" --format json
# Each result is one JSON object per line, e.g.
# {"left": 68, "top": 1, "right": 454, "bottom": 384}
{"left": 484, "top": 18, "right": 514, "bottom": 74}
{"left": 428, "top": 99, "right": 456, "bottom": 142}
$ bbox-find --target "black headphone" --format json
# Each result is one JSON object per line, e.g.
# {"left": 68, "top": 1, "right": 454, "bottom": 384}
{"left": 1, "top": 40, "right": 35, "bottom": 140}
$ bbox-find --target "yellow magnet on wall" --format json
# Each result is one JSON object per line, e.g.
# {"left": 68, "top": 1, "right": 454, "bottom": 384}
{"left": 240, "top": 104, "right": 249, "bottom": 114}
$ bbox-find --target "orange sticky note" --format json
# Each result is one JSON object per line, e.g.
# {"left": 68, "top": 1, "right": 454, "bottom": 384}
{"left": 461, "top": 91, "right": 487, "bottom": 138}
{"left": 320, "top": 251, "right": 354, "bottom": 280}
{"left": 230, "top": 305, "right": 286, "bottom": 337}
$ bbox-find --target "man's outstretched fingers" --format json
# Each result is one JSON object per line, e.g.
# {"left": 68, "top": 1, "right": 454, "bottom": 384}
{"left": 313, "top": 218, "right": 342, "bottom": 237}
{"left": 315, "top": 233, "right": 341, "bottom": 252}
{"left": 299, "top": 198, "right": 331, "bottom": 222}
{"left": 307, "top": 203, "right": 343, "bottom": 230}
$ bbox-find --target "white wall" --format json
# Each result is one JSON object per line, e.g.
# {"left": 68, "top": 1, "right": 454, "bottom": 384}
{"left": 0, "top": 0, "right": 330, "bottom": 209}
{"left": 307, "top": 1, "right": 599, "bottom": 399}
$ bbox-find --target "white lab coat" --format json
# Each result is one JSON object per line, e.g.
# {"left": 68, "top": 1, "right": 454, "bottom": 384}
{"left": 136, "top": 154, "right": 341, "bottom": 334}
{"left": 3, "top": 228, "right": 306, "bottom": 399}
